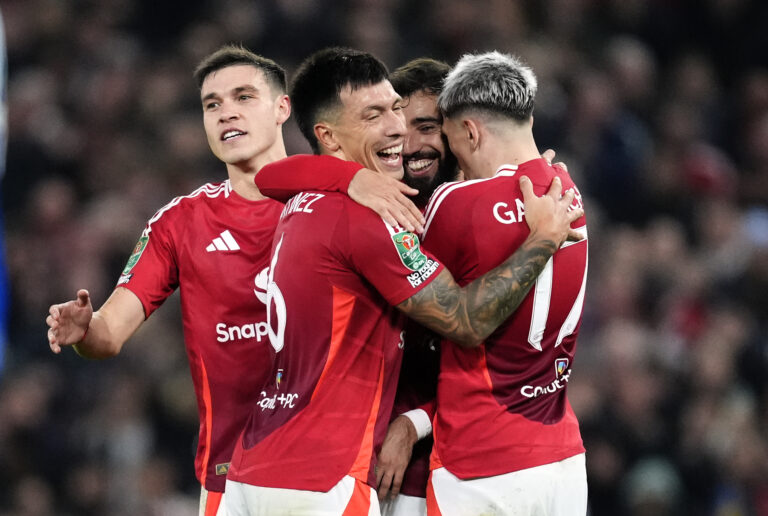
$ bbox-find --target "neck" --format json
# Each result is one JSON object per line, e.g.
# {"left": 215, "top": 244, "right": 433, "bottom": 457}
{"left": 474, "top": 128, "right": 540, "bottom": 179}
{"left": 226, "top": 138, "right": 287, "bottom": 201}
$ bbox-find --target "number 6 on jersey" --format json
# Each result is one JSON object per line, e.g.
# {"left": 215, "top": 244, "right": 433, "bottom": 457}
{"left": 266, "top": 234, "right": 287, "bottom": 352}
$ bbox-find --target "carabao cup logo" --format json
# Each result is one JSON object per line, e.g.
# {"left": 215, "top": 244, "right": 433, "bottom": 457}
{"left": 392, "top": 231, "right": 427, "bottom": 271}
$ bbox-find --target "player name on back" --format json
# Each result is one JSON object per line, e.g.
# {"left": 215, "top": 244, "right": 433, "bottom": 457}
{"left": 281, "top": 192, "right": 325, "bottom": 219}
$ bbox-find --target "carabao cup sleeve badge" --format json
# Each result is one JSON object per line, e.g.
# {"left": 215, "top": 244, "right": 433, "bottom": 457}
{"left": 392, "top": 231, "right": 427, "bottom": 271}
{"left": 122, "top": 235, "right": 149, "bottom": 276}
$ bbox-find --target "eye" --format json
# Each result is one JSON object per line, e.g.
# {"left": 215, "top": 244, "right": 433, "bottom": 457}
{"left": 238, "top": 94, "right": 253, "bottom": 101}
{"left": 419, "top": 124, "right": 439, "bottom": 134}
{"left": 204, "top": 101, "right": 220, "bottom": 111}
{"left": 367, "top": 113, "right": 381, "bottom": 121}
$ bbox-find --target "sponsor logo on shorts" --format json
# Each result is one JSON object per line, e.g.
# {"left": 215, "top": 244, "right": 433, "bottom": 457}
{"left": 407, "top": 258, "right": 439, "bottom": 288}
{"left": 215, "top": 463, "right": 230, "bottom": 475}
{"left": 392, "top": 231, "right": 427, "bottom": 271}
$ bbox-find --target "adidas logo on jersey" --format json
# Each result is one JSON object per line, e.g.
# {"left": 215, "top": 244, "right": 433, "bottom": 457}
{"left": 206, "top": 230, "right": 240, "bottom": 252}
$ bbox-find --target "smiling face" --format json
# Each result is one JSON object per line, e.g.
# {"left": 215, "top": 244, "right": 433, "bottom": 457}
{"left": 328, "top": 80, "right": 406, "bottom": 179}
{"left": 401, "top": 90, "right": 459, "bottom": 201}
{"left": 201, "top": 65, "right": 287, "bottom": 167}
{"left": 402, "top": 91, "right": 445, "bottom": 182}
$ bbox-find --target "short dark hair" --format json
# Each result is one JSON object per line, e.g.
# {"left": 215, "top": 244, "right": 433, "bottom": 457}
{"left": 193, "top": 44, "right": 287, "bottom": 94}
{"left": 390, "top": 58, "right": 451, "bottom": 98}
{"left": 290, "top": 47, "right": 390, "bottom": 154}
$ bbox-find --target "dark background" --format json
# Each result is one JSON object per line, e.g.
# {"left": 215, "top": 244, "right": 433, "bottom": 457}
{"left": 2, "top": 0, "right": 768, "bottom": 514}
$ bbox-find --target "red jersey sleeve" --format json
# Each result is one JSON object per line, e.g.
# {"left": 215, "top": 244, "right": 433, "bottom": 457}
{"left": 116, "top": 219, "right": 178, "bottom": 318}
{"left": 343, "top": 205, "right": 444, "bottom": 306}
{"left": 255, "top": 155, "right": 362, "bottom": 202}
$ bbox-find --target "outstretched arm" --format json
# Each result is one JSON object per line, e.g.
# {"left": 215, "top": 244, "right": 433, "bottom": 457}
{"left": 257, "top": 154, "right": 425, "bottom": 232}
{"left": 397, "top": 176, "right": 583, "bottom": 347}
{"left": 47, "top": 287, "right": 145, "bottom": 359}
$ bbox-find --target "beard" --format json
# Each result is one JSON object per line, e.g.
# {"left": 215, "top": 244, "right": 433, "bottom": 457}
{"left": 404, "top": 149, "right": 460, "bottom": 208}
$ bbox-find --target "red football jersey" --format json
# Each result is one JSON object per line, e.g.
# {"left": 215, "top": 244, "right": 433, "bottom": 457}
{"left": 422, "top": 159, "right": 588, "bottom": 479}
{"left": 227, "top": 191, "right": 444, "bottom": 492}
{"left": 117, "top": 180, "right": 283, "bottom": 492}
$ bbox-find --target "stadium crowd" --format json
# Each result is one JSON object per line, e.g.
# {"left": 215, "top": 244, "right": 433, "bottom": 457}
{"left": 1, "top": 0, "right": 768, "bottom": 514}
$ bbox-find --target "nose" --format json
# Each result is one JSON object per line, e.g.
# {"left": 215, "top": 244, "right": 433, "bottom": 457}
{"left": 403, "top": 129, "right": 421, "bottom": 155}
{"left": 219, "top": 100, "right": 240, "bottom": 122}
{"left": 384, "top": 108, "right": 406, "bottom": 137}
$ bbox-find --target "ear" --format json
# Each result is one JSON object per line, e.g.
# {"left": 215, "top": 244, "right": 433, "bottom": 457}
{"left": 314, "top": 122, "right": 340, "bottom": 153}
{"left": 275, "top": 94, "right": 291, "bottom": 125}
{"left": 464, "top": 119, "right": 481, "bottom": 152}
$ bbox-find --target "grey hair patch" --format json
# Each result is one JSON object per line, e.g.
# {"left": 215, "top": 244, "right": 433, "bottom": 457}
{"left": 438, "top": 51, "right": 537, "bottom": 121}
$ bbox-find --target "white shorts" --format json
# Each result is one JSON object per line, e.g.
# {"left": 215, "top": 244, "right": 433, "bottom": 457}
{"left": 380, "top": 494, "right": 427, "bottom": 516}
{"left": 225, "top": 475, "right": 381, "bottom": 516}
{"left": 427, "top": 453, "right": 587, "bottom": 516}
{"left": 200, "top": 486, "right": 227, "bottom": 516}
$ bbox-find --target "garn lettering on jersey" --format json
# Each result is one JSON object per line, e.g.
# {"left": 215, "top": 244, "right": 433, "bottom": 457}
{"left": 280, "top": 192, "right": 325, "bottom": 219}
{"left": 215, "top": 322, "right": 269, "bottom": 343}
{"left": 493, "top": 199, "right": 526, "bottom": 224}
{"left": 493, "top": 186, "right": 584, "bottom": 225}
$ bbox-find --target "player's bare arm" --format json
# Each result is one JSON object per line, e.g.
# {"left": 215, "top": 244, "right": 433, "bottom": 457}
{"left": 397, "top": 176, "right": 583, "bottom": 347}
{"left": 348, "top": 168, "right": 426, "bottom": 233}
{"left": 376, "top": 414, "right": 418, "bottom": 500}
{"left": 258, "top": 155, "right": 426, "bottom": 233}
{"left": 47, "top": 287, "right": 145, "bottom": 358}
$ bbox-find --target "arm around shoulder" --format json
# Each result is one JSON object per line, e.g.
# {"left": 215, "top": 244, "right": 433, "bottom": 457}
{"left": 255, "top": 155, "right": 362, "bottom": 202}
{"left": 396, "top": 176, "right": 584, "bottom": 347}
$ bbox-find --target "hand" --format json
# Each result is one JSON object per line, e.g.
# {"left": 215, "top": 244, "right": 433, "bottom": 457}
{"left": 521, "top": 176, "right": 585, "bottom": 247}
{"left": 47, "top": 289, "right": 93, "bottom": 353}
{"left": 348, "top": 169, "right": 426, "bottom": 233}
{"left": 376, "top": 415, "right": 418, "bottom": 501}
{"left": 541, "top": 148, "right": 568, "bottom": 172}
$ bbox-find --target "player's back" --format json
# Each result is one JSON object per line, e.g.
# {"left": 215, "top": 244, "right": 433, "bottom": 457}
{"left": 228, "top": 191, "right": 444, "bottom": 492}
{"left": 422, "top": 158, "right": 587, "bottom": 479}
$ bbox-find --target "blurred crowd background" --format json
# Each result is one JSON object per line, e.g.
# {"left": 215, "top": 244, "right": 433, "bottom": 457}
{"left": 1, "top": 0, "right": 767, "bottom": 514}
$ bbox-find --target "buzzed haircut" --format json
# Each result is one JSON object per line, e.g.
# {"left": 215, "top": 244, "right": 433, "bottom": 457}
{"left": 194, "top": 44, "right": 287, "bottom": 94}
{"left": 290, "top": 47, "right": 390, "bottom": 154}
{"left": 390, "top": 58, "right": 451, "bottom": 98}
{"left": 438, "top": 51, "right": 537, "bottom": 122}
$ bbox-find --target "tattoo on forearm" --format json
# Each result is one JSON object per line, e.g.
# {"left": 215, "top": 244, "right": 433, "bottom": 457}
{"left": 399, "top": 236, "right": 558, "bottom": 346}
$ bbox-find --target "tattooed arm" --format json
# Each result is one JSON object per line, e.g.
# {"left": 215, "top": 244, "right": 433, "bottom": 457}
{"left": 396, "top": 176, "right": 582, "bottom": 347}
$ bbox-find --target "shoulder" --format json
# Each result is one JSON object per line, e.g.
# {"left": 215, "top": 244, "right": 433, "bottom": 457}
{"left": 423, "top": 178, "right": 498, "bottom": 235}
{"left": 137, "top": 182, "right": 229, "bottom": 241}
{"left": 146, "top": 181, "right": 229, "bottom": 227}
